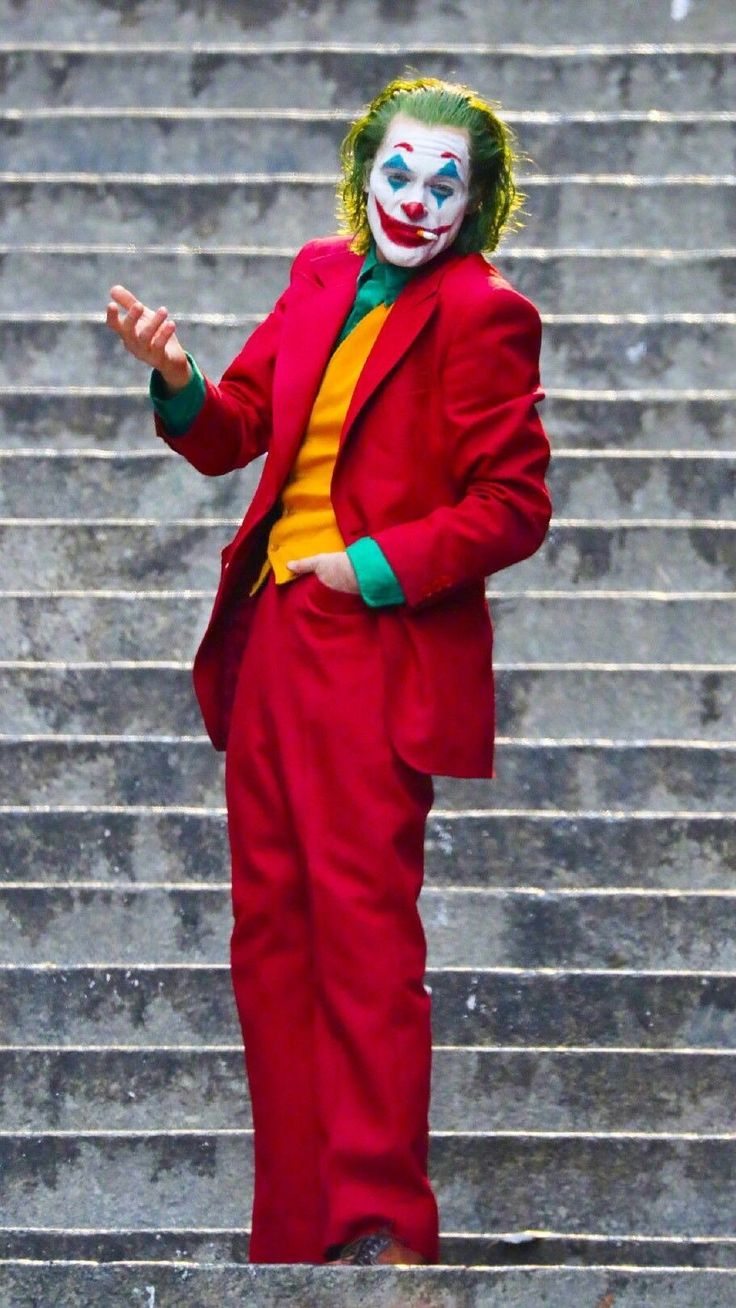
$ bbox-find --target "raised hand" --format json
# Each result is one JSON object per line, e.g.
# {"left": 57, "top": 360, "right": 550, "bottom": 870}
{"left": 105, "top": 284, "right": 191, "bottom": 393}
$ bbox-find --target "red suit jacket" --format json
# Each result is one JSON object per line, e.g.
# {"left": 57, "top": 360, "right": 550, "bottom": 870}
{"left": 154, "top": 234, "right": 552, "bottom": 777}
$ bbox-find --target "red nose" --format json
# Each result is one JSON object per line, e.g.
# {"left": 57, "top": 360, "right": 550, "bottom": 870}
{"left": 401, "top": 201, "right": 427, "bottom": 222}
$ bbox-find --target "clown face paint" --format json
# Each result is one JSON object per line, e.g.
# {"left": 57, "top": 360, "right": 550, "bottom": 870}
{"left": 365, "top": 112, "right": 471, "bottom": 268}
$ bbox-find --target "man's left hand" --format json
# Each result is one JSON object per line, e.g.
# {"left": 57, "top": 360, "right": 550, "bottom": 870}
{"left": 286, "top": 551, "right": 360, "bottom": 593}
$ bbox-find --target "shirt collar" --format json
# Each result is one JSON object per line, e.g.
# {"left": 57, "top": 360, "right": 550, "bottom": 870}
{"left": 358, "top": 236, "right": 418, "bottom": 301}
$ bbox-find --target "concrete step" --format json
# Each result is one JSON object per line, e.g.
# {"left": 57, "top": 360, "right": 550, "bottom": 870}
{"left": 5, "top": 1127, "right": 736, "bottom": 1233}
{"left": 0, "top": 392, "right": 732, "bottom": 452}
{"left": 2, "top": 46, "right": 734, "bottom": 112}
{"left": 1, "top": 0, "right": 733, "bottom": 42}
{"left": 1, "top": 177, "right": 732, "bottom": 248}
{"left": 5, "top": 1227, "right": 736, "bottom": 1271}
{"left": 5, "top": 110, "right": 734, "bottom": 176}
{"left": 520, "top": 523, "right": 736, "bottom": 593}
{"left": 539, "top": 395, "right": 736, "bottom": 452}
{"left": 3, "top": 315, "right": 734, "bottom": 389}
{"left": 5, "top": 882, "right": 736, "bottom": 969}
{"left": 549, "top": 453, "right": 736, "bottom": 520}
{"left": 5, "top": 248, "right": 734, "bottom": 315}
{"left": 3, "top": 594, "right": 735, "bottom": 664}
{"left": 3, "top": 1264, "right": 736, "bottom": 1308}
{"left": 0, "top": 522, "right": 731, "bottom": 593}
{"left": 3, "top": 962, "right": 735, "bottom": 1048}
{"left": 2, "top": 811, "right": 733, "bottom": 892}
{"left": 2, "top": 665, "right": 735, "bottom": 741}
{"left": 5, "top": 1045, "right": 736, "bottom": 1134}
{"left": 488, "top": 595, "right": 736, "bottom": 664}
{"left": 4, "top": 1234, "right": 736, "bottom": 1276}
{"left": 1, "top": 451, "right": 734, "bottom": 521}
{"left": 0, "top": 739, "right": 732, "bottom": 809}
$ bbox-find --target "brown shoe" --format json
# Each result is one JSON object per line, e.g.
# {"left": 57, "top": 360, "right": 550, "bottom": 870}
{"left": 328, "top": 1223, "right": 427, "bottom": 1265}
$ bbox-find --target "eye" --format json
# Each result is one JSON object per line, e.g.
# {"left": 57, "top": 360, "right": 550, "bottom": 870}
{"left": 382, "top": 167, "right": 411, "bottom": 191}
{"left": 430, "top": 183, "right": 456, "bottom": 200}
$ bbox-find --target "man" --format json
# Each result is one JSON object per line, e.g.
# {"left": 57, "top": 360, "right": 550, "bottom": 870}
{"left": 106, "top": 76, "right": 552, "bottom": 1268}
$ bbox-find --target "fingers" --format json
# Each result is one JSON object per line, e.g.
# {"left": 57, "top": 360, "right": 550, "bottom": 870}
{"left": 105, "top": 287, "right": 178, "bottom": 364}
{"left": 286, "top": 555, "right": 318, "bottom": 572}
{"left": 105, "top": 301, "right": 124, "bottom": 333}
{"left": 133, "top": 304, "right": 167, "bottom": 348}
{"left": 105, "top": 288, "right": 147, "bottom": 340}
{"left": 149, "top": 316, "right": 178, "bottom": 356}
{"left": 105, "top": 296, "right": 145, "bottom": 331}
{"left": 109, "top": 284, "right": 138, "bottom": 310}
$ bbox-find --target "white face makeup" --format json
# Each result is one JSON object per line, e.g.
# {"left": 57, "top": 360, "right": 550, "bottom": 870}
{"left": 365, "top": 112, "right": 471, "bottom": 268}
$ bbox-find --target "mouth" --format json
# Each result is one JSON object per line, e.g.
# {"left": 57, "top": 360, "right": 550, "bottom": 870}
{"left": 375, "top": 198, "right": 451, "bottom": 247}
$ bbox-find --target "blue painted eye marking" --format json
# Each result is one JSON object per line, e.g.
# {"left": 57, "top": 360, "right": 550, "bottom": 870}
{"left": 381, "top": 153, "right": 411, "bottom": 191}
{"left": 382, "top": 153, "right": 410, "bottom": 189}
{"left": 431, "top": 158, "right": 461, "bottom": 206}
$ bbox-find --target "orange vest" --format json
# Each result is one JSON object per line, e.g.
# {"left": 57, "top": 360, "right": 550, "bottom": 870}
{"left": 249, "top": 302, "right": 391, "bottom": 596}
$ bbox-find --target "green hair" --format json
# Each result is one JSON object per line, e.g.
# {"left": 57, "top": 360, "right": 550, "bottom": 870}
{"left": 336, "top": 75, "right": 528, "bottom": 257}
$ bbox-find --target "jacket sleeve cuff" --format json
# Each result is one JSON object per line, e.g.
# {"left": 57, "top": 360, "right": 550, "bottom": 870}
{"left": 346, "top": 537, "right": 406, "bottom": 607}
{"left": 149, "top": 353, "right": 206, "bottom": 437}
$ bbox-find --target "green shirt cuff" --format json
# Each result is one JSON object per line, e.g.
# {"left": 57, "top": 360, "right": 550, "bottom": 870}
{"left": 149, "top": 352, "right": 206, "bottom": 437}
{"left": 347, "top": 537, "right": 406, "bottom": 607}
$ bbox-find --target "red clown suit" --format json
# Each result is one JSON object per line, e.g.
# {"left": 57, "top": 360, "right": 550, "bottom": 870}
{"left": 118, "top": 83, "right": 552, "bottom": 1268}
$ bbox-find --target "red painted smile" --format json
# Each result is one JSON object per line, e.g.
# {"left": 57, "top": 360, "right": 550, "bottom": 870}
{"left": 375, "top": 198, "right": 452, "bottom": 247}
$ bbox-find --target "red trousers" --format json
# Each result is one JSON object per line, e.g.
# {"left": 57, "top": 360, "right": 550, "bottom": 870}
{"left": 224, "top": 567, "right": 439, "bottom": 1264}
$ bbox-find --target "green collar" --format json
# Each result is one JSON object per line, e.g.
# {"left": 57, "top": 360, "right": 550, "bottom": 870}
{"left": 357, "top": 237, "right": 418, "bottom": 304}
{"left": 332, "top": 236, "right": 421, "bottom": 349}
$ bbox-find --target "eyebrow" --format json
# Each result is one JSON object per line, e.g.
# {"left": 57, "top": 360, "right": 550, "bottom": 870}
{"left": 392, "top": 140, "right": 414, "bottom": 151}
{"left": 441, "top": 150, "right": 462, "bottom": 162}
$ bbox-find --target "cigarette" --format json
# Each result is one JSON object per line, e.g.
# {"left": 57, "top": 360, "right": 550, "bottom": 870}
{"left": 416, "top": 228, "right": 437, "bottom": 241}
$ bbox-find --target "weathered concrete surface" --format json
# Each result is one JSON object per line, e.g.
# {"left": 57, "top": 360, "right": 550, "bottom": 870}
{"left": 2, "top": 0, "right": 735, "bottom": 41}
{"left": 4, "top": 1130, "right": 736, "bottom": 1231}
{"left": 3, "top": 1263, "right": 736, "bottom": 1308}
{"left": 3, "top": 966, "right": 736, "bottom": 1050}
{"left": 3, "top": 1227, "right": 736, "bottom": 1269}
{"left": 2, "top": 48, "right": 734, "bottom": 112}
{"left": 5, "top": 1045, "right": 736, "bottom": 1134}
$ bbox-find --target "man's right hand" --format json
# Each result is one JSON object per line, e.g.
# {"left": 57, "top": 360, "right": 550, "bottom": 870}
{"left": 105, "top": 284, "right": 192, "bottom": 393}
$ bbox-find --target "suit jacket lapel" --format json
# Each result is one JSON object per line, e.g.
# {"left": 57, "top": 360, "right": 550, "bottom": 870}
{"left": 339, "top": 271, "right": 440, "bottom": 456}
{"left": 270, "top": 248, "right": 360, "bottom": 483}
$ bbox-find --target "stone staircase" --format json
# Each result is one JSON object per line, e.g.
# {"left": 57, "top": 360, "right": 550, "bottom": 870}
{"left": 1, "top": 2, "right": 735, "bottom": 1304}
